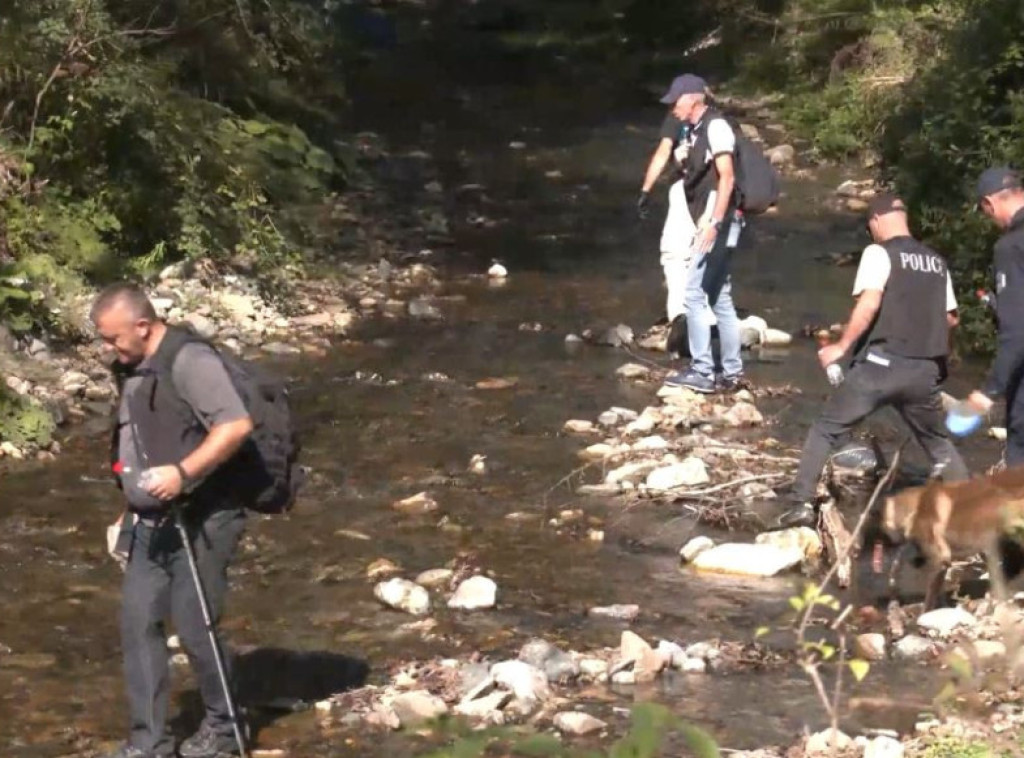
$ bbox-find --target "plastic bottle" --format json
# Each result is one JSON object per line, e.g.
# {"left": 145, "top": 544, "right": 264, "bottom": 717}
{"left": 977, "top": 289, "right": 996, "bottom": 312}
{"left": 815, "top": 331, "right": 844, "bottom": 386}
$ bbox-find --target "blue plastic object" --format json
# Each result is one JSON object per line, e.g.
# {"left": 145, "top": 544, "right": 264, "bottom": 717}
{"left": 945, "top": 407, "right": 983, "bottom": 437}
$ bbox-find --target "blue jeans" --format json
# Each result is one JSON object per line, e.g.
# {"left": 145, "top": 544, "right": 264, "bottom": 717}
{"left": 684, "top": 255, "right": 742, "bottom": 378}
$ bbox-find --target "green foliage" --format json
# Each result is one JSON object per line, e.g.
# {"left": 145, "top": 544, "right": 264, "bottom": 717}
{"left": 0, "top": 384, "right": 56, "bottom": 448}
{"left": 0, "top": 0, "right": 356, "bottom": 334}
{"left": 420, "top": 703, "right": 721, "bottom": 758}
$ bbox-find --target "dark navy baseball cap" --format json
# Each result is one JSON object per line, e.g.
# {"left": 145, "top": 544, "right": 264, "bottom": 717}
{"left": 976, "top": 166, "right": 1022, "bottom": 202}
{"left": 659, "top": 74, "right": 707, "bottom": 104}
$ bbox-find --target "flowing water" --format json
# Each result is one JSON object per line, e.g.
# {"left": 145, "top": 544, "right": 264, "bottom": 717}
{"left": 0, "top": 11, "right": 1008, "bottom": 758}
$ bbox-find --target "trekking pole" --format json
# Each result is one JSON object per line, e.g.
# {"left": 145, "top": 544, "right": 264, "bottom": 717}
{"left": 171, "top": 502, "right": 249, "bottom": 758}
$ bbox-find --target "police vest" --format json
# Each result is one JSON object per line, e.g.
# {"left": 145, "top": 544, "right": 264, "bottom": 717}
{"left": 858, "top": 237, "right": 950, "bottom": 360}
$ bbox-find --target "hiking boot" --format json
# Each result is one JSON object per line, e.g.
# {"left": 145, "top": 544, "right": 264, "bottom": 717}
{"left": 664, "top": 368, "right": 715, "bottom": 393}
{"left": 100, "top": 744, "right": 157, "bottom": 758}
{"left": 178, "top": 724, "right": 241, "bottom": 758}
{"left": 775, "top": 502, "right": 818, "bottom": 530}
{"left": 715, "top": 373, "right": 751, "bottom": 394}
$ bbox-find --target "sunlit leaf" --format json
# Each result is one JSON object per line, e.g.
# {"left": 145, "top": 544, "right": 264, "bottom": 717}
{"left": 848, "top": 659, "right": 870, "bottom": 682}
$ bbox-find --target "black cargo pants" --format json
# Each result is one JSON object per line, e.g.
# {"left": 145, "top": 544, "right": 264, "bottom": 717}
{"left": 120, "top": 505, "right": 245, "bottom": 756}
{"left": 792, "top": 349, "right": 969, "bottom": 502}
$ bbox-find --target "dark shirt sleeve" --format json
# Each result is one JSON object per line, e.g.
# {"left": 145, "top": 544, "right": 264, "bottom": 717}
{"left": 984, "top": 236, "right": 1024, "bottom": 397}
{"left": 659, "top": 113, "right": 683, "bottom": 143}
{"left": 171, "top": 344, "right": 250, "bottom": 429}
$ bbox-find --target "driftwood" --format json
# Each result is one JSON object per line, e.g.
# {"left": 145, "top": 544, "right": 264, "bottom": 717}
{"left": 818, "top": 499, "right": 856, "bottom": 589}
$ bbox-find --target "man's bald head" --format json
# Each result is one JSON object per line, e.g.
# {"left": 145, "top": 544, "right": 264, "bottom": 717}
{"left": 90, "top": 283, "right": 163, "bottom": 365}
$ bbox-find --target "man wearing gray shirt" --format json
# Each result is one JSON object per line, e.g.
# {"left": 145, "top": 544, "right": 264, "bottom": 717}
{"left": 92, "top": 284, "right": 253, "bottom": 758}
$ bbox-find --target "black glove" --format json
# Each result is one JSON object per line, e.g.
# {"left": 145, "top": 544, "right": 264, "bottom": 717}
{"left": 636, "top": 191, "right": 651, "bottom": 220}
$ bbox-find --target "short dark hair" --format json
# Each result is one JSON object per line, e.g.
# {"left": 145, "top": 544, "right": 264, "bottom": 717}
{"left": 90, "top": 282, "right": 157, "bottom": 323}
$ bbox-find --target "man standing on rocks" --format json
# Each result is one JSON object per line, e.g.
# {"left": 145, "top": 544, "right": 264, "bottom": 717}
{"left": 638, "top": 73, "right": 745, "bottom": 393}
{"left": 92, "top": 283, "right": 252, "bottom": 758}
{"left": 778, "top": 194, "right": 969, "bottom": 528}
{"left": 954, "top": 167, "right": 1024, "bottom": 464}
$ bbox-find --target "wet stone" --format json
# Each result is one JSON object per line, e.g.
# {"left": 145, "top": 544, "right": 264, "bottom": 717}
{"left": 917, "top": 607, "right": 977, "bottom": 637}
{"left": 894, "top": 635, "right": 938, "bottom": 661}
{"left": 490, "top": 660, "right": 551, "bottom": 704}
{"left": 448, "top": 576, "right": 497, "bottom": 610}
{"left": 679, "top": 536, "right": 715, "bottom": 563}
{"left": 554, "top": 711, "right": 607, "bottom": 736}
{"left": 391, "top": 691, "right": 448, "bottom": 727}
{"left": 588, "top": 604, "right": 640, "bottom": 621}
{"left": 374, "top": 578, "right": 431, "bottom": 616}
{"left": 415, "top": 568, "right": 454, "bottom": 588}
{"left": 392, "top": 492, "right": 439, "bottom": 515}
{"left": 519, "top": 639, "right": 579, "bottom": 683}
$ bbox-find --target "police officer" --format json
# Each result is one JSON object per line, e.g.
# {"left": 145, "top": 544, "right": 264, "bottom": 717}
{"left": 778, "top": 194, "right": 969, "bottom": 528}
{"left": 955, "top": 167, "right": 1024, "bottom": 463}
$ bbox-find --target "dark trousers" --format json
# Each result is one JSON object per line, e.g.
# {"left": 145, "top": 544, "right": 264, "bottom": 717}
{"left": 1007, "top": 379, "right": 1024, "bottom": 467}
{"left": 792, "top": 351, "right": 969, "bottom": 502}
{"left": 121, "top": 506, "right": 245, "bottom": 755}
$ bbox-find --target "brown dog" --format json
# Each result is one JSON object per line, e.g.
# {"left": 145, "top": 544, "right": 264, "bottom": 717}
{"left": 881, "top": 465, "right": 1024, "bottom": 610}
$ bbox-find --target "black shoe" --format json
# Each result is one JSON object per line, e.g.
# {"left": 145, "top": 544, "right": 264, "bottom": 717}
{"left": 179, "top": 724, "right": 242, "bottom": 758}
{"left": 715, "top": 373, "right": 751, "bottom": 394}
{"left": 100, "top": 744, "right": 157, "bottom": 758}
{"left": 775, "top": 502, "right": 818, "bottom": 530}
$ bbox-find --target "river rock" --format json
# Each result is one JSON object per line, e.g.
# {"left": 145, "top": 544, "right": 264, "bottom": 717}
{"left": 476, "top": 377, "right": 518, "bottom": 390}
{"left": 690, "top": 543, "right": 803, "bottom": 577}
{"left": 374, "top": 578, "right": 431, "bottom": 615}
{"left": 454, "top": 689, "right": 511, "bottom": 722}
{"left": 990, "top": 427, "right": 1008, "bottom": 441}
{"left": 579, "top": 658, "right": 609, "bottom": 679}
{"left": 917, "top": 607, "right": 977, "bottom": 637}
{"left": 645, "top": 458, "right": 709, "bottom": 491}
{"left": 564, "top": 419, "right": 595, "bottom": 434}
{"left": 632, "top": 435, "right": 670, "bottom": 451}
{"left": 598, "top": 410, "right": 622, "bottom": 427}
{"left": 291, "top": 312, "right": 334, "bottom": 328}
{"left": 678, "top": 657, "right": 707, "bottom": 673}
{"left": 723, "top": 402, "right": 764, "bottom": 427}
{"left": 488, "top": 262, "right": 508, "bottom": 278}
{"left": 581, "top": 443, "right": 620, "bottom": 461}
{"left": 854, "top": 633, "right": 887, "bottom": 662}
{"left": 366, "top": 558, "right": 402, "bottom": 580}
{"left": 739, "top": 123, "right": 761, "bottom": 141}
{"left": 605, "top": 461, "right": 660, "bottom": 487}
{"left": 805, "top": 728, "right": 852, "bottom": 755}
{"left": 620, "top": 631, "right": 664, "bottom": 682}
{"left": 588, "top": 604, "right": 640, "bottom": 621}
{"left": 598, "top": 324, "right": 634, "bottom": 347}
{"left": 611, "top": 670, "right": 635, "bottom": 685}
{"left": 864, "top": 736, "right": 904, "bottom": 758}
{"left": 415, "top": 568, "right": 454, "bottom": 588}
{"left": 624, "top": 414, "right": 657, "bottom": 435}
{"left": 219, "top": 292, "right": 257, "bottom": 320}
{"left": 448, "top": 576, "right": 497, "bottom": 610}
{"left": 761, "top": 328, "right": 792, "bottom": 346}
{"left": 766, "top": 144, "right": 795, "bottom": 167}
{"left": 836, "top": 180, "right": 862, "bottom": 198}
{"left": 755, "top": 527, "right": 822, "bottom": 564}
{"left": 679, "top": 536, "right": 715, "bottom": 563}
{"left": 391, "top": 691, "right": 448, "bottom": 727}
{"left": 948, "top": 639, "right": 1007, "bottom": 664}
{"left": 392, "top": 492, "right": 439, "bottom": 515}
{"left": 616, "top": 363, "right": 651, "bottom": 380}
{"left": 847, "top": 198, "right": 869, "bottom": 213}
{"left": 184, "top": 313, "right": 218, "bottom": 339}
{"left": 554, "top": 711, "right": 607, "bottom": 736}
{"left": 656, "top": 640, "right": 687, "bottom": 669}
{"left": 490, "top": 660, "right": 551, "bottom": 704}
{"left": 519, "top": 639, "right": 580, "bottom": 683}
{"left": 894, "top": 635, "right": 938, "bottom": 661}
{"left": 262, "top": 342, "right": 301, "bottom": 355}
{"left": 60, "top": 371, "right": 90, "bottom": 394}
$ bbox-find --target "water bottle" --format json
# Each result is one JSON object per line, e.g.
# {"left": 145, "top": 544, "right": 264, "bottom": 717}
{"left": 945, "top": 400, "right": 983, "bottom": 438}
{"left": 726, "top": 209, "right": 743, "bottom": 248}
{"left": 815, "top": 331, "right": 844, "bottom": 386}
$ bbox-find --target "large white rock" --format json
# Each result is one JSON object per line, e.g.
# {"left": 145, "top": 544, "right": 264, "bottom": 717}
{"left": 755, "top": 527, "right": 822, "bottom": 563}
{"left": 448, "top": 576, "right": 497, "bottom": 610}
{"left": 616, "top": 363, "right": 651, "bottom": 380}
{"left": 374, "top": 578, "right": 431, "bottom": 615}
{"left": 854, "top": 633, "right": 887, "bottom": 662}
{"left": 490, "top": 660, "right": 551, "bottom": 703}
{"left": 391, "top": 691, "right": 448, "bottom": 727}
{"left": 620, "top": 630, "right": 665, "bottom": 682}
{"left": 723, "top": 402, "right": 764, "bottom": 427}
{"left": 488, "top": 262, "right": 508, "bottom": 279}
{"left": 916, "top": 607, "right": 977, "bottom": 637}
{"left": 645, "top": 458, "right": 709, "bottom": 491}
{"left": 632, "top": 435, "right": 671, "bottom": 451}
{"left": 679, "top": 536, "right": 715, "bottom": 563}
{"left": 690, "top": 543, "right": 803, "bottom": 577}
{"left": 863, "top": 735, "right": 905, "bottom": 758}
{"left": 554, "top": 711, "right": 607, "bottom": 736}
{"left": 606, "top": 460, "right": 660, "bottom": 486}
{"left": 454, "top": 690, "right": 511, "bottom": 721}
{"left": 805, "top": 728, "right": 852, "bottom": 755}
{"left": 893, "top": 635, "right": 937, "bottom": 661}
{"left": 564, "top": 419, "right": 596, "bottom": 434}
{"left": 623, "top": 415, "right": 657, "bottom": 436}
{"left": 761, "top": 328, "right": 792, "bottom": 346}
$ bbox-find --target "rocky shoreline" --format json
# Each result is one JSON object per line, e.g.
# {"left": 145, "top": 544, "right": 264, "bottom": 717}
{"left": 0, "top": 136, "right": 459, "bottom": 464}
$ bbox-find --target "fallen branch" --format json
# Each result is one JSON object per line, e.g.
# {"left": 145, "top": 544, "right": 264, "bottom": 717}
{"left": 666, "top": 472, "right": 788, "bottom": 499}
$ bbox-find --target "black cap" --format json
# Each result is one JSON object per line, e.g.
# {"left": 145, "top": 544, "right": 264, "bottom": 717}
{"left": 659, "top": 74, "right": 708, "bottom": 104}
{"left": 976, "top": 166, "right": 1022, "bottom": 201}
{"left": 866, "top": 193, "right": 907, "bottom": 217}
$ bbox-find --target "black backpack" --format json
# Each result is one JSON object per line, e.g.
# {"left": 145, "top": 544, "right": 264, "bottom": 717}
{"left": 113, "top": 325, "right": 304, "bottom": 514}
{"left": 687, "top": 111, "right": 781, "bottom": 215}
{"left": 211, "top": 340, "right": 304, "bottom": 514}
